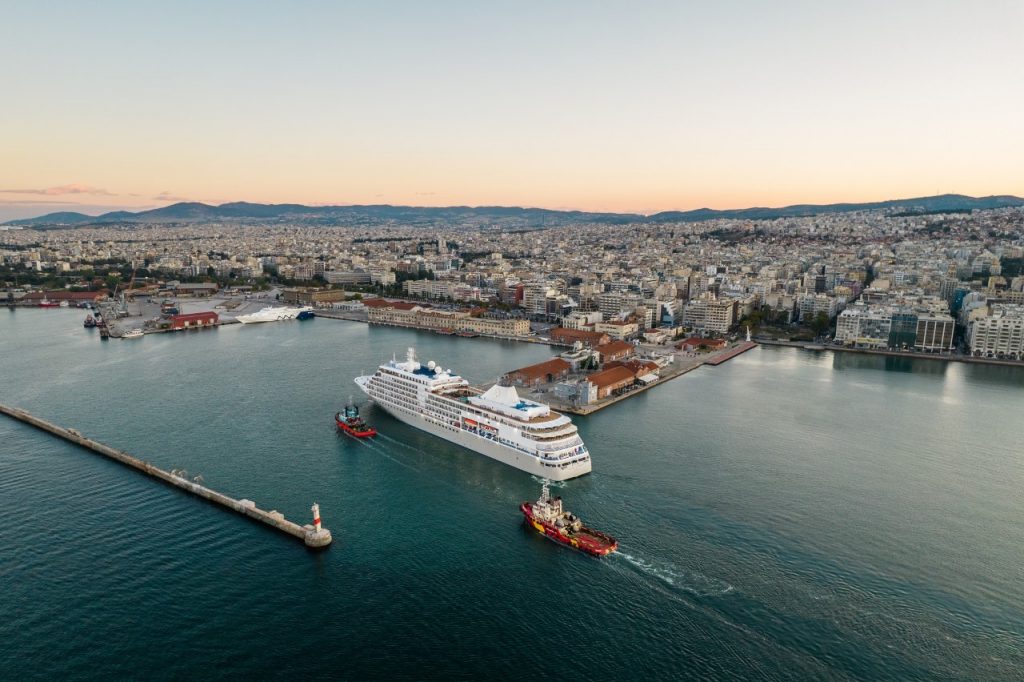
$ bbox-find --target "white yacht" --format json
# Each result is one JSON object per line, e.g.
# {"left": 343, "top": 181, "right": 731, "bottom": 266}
{"left": 355, "top": 348, "right": 592, "bottom": 480}
{"left": 236, "top": 305, "right": 313, "bottom": 324}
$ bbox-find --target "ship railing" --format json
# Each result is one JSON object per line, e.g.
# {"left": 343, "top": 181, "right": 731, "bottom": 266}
{"left": 537, "top": 445, "right": 588, "bottom": 461}
{"left": 459, "top": 423, "right": 588, "bottom": 462}
{"left": 533, "top": 437, "right": 583, "bottom": 452}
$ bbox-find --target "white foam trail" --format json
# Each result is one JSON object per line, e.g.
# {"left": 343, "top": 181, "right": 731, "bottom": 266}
{"left": 374, "top": 433, "right": 422, "bottom": 453}
{"left": 530, "top": 475, "right": 567, "bottom": 488}
{"left": 613, "top": 550, "right": 735, "bottom": 597}
{"left": 337, "top": 431, "right": 374, "bottom": 448}
{"left": 359, "top": 443, "right": 424, "bottom": 474}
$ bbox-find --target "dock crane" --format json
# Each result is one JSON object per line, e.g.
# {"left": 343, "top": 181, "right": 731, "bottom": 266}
{"left": 118, "top": 264, "right": 140, "bottom": 315}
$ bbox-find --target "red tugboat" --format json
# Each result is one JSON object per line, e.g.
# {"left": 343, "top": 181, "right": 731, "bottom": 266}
{"left": 520, "top": 483, "right": 617, "bottom": 557}
{"left": 335, "top": 401, "right": 377, "bottom": 438}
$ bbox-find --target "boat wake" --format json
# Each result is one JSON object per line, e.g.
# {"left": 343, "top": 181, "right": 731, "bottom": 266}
{"left": 336, "top": 429, "right": 375, "bottom": 448}
{"left": 530, "top": 475, "right": 567, "bottom": 488}
{"left": 373, "top": 433, "right": 422, "bottom": 453}
{"left": 613, "top": 550, "right": 735, "bottom": 598}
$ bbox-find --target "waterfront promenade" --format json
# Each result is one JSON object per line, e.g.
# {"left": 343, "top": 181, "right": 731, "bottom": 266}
{"left": 758, "top": 338, "right": 1024, "bottom": 368}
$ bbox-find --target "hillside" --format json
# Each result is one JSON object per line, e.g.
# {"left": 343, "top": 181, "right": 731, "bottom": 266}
{"left": 6, "top": 193, "right": 1022, "bottom": 227}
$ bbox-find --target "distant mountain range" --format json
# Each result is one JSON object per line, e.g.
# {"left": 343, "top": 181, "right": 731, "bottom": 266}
{"left": 6, "top": 194, "right": 1022, "bottom": 227}
{"left": 5, "top": 202, "right": 640, "bottom": 227}
{"left": 646, "top": 194, "right": 1024, "bottom": 222}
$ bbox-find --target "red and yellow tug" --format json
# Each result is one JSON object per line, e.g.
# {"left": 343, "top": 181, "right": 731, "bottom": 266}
{"left": 520, "top": 483, "right": 617, "bottom": 557}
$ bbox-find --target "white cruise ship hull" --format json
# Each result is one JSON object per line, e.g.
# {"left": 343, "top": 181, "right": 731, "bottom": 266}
{"left": 236, "top": 306, "right": 312, "bottom": 324}
{"left": 357, "top": 382, "right": 592, "bottom": 481}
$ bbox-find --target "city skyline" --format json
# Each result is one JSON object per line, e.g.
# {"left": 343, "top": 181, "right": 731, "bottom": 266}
{"left": 2, "top": 1, "right": 1023, "bottom": 220}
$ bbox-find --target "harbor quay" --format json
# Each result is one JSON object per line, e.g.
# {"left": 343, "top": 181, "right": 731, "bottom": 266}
{"left": 63, "top": 287, "right": 761, "bottom": 416}
{"left": 492, "top": 341, "right": 758, "bottom": 416}
{"left": 757, "top": 338, "right": 1024, "bottom": 367}
{"left": 273, "top": 305, "right": 760, "bottom": 413}
{"left": 310, "top": 303, "right": 760, "bottom": 413}
{"left": 0, "top": 404, "right": 332, "bottom": 549}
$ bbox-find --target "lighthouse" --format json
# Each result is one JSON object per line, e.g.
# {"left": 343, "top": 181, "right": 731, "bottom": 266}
{"left": 303, "top": 501, "right": 332, "bottom": 548}
{"left": 311, "top": 502, "right": 322, "bottom": 531}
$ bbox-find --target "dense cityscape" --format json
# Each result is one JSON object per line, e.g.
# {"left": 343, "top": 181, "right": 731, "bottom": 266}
{"left": 4, "top": 203, "right": 1023, "bottom": 360}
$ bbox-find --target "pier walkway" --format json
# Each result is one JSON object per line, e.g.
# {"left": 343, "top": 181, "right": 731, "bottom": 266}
{"left": 703, "top": 341, "right": 758, "bottom": 366}
{"left": 0, "top": 404, "right": 332, "bottom": 549}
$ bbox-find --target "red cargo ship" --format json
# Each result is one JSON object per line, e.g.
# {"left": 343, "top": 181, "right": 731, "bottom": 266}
{"left": 335, "top": 402, "right": 376, "bottom": 438}
{"left": 520, "top": 483, "right": 617, "bottom": 557}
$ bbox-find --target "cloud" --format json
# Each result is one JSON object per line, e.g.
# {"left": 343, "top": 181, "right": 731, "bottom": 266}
{"left": 0, "top": 199, "right": 82, "bottom": 206}
{"left": 153, "top": 191, "right": 191, "bottom": 202}
{"left": 0, "top": 183, "right": 116, "bottom": 197}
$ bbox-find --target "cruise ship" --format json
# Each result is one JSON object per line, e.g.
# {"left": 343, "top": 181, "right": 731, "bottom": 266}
{"left": 355, "top": 348, "right": 592, "bottom": 480}
{"left": 236, "top": 305, "right": 314, "bottom": 324}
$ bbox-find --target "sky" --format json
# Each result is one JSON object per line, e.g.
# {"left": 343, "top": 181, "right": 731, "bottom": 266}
{"left": 1, "top": 1, "right": 1022, "bottom": 220}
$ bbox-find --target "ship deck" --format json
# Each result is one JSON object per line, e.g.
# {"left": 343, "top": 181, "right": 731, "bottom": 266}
{"left": 523, "top": 412, "right": 561, "bottom": 423}
{"left": 435, "top": 387, "right": 564, "bottom": 423}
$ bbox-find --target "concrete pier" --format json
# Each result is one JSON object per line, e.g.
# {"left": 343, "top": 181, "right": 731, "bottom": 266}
{"left": 0, "top": 404, "right": 332, "bottom": 549}
{"left": 703, "top": 341, "right": 758, "bottom": 366}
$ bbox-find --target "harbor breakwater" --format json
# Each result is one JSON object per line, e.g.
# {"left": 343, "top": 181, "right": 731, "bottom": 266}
{"left": 0, "top": 403, "right": 332, "bottom": 549}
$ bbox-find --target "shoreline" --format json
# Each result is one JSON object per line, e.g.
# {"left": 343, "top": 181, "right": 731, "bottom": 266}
{"left": 320, "top": 311, "right": 764, "bottom": 415}
{"left": 757, "top": 338, "right": 1024, "bottom": 368}
{"left": 553, "top": 341, "right": 758, "bottom": 415}
{"left": 549, "top": 358, "right": 705, "bottom": 415}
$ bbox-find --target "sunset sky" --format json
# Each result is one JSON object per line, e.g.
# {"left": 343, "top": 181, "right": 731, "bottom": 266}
{"left": 2, "top": 1, "right": 1022, "bottom": 220}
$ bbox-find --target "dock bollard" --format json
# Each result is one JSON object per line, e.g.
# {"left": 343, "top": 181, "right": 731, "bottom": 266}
{"left": 304, "top": 502, "right": 333, "bottom": 548}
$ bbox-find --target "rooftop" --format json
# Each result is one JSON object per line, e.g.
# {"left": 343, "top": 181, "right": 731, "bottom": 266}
{"left": 506, "top": 358, "right": 571, "bottom": 381}
{"left": 586, "top": 366, "right": 636, "bottom": 388}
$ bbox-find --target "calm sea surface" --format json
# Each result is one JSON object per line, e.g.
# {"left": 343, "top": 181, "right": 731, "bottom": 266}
{"left": 1, "top": 308, "right": 1022, "bottom": 680}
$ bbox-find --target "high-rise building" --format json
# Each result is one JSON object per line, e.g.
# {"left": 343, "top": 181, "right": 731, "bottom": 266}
{"left": 969, "top": 305, "right": 1024, "bottom": 359}
{"left": 682, "top": 296, "right": 737, "bottom": 333}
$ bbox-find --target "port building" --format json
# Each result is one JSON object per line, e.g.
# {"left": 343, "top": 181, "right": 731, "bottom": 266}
{"left": 584, "top": 366, "right": 636, "bottom": 399}
{"left": 549, "top": 328, "right": 610, "bottom": 347}
{"left": 171, "top": 311, "right": 218, "bottom": 329}
{"left": 504, "top": 358, "right": 572, "bottom": 388}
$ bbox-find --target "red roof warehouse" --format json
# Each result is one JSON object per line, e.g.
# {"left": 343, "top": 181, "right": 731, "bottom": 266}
{"left": 170, "top": 311, "right": 218, "bottom": 329}
{"left": 504, "top": 358, "right": 572, "bottom": 388}
{"left": 24, "top": 290, "right": 108, "bottom": 303}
